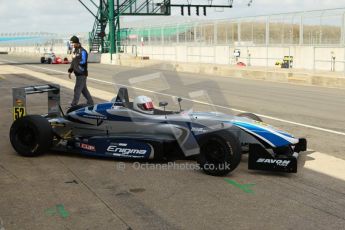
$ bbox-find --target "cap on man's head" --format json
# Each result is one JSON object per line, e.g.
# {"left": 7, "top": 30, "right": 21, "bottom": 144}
{"left": 70, "top": 35, "right": 79, "bottom": 44}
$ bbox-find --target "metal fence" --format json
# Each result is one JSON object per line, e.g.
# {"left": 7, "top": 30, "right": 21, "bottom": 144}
{"left": 120, "top": 7, "right": 345, "bottom": 46}
{"left": 0, "top": 32, "right": 88, "bottom": 47}
{"left": 117, "top": 7, "right": 345, "bottom": 74}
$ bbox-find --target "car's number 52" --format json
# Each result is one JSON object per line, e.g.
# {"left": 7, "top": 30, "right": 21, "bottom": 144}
{"left": 13, "top": 107, "right": 26, "bottom": 120}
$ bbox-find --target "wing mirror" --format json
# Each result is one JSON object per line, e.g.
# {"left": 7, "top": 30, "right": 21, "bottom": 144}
{"left": 177, "top": 97, "right": 183, "bottom": 111}
{"left": 159, "top": 101, "right": 168, "bottom": 118}
{"left": 159, "top": 101, "right": 168, "bottom": 107}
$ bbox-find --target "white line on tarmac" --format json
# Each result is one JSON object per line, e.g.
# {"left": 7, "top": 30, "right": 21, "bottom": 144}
{"left": 2, "top": 58, "right": 345, "bottom": 137}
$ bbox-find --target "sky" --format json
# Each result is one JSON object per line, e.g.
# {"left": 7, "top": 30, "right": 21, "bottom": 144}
{"left": 0, "top": 0, "right": 345, "bottom": 33}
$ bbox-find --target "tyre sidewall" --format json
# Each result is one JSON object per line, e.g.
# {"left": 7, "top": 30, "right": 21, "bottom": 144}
{"left": 10, "top": 115, "right": 53, "bottom": 157}
{"left": 197, "top": 131, "right": 241, "bottom": 176}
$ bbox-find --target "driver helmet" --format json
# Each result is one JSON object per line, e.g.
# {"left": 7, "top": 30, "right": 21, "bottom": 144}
{"left": 133, "top": 96, "right": 154, "bottom": 114}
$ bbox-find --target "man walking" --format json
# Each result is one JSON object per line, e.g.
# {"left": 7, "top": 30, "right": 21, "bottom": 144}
{"left": 68, "top": 35, "right": 94, "bottom": 106}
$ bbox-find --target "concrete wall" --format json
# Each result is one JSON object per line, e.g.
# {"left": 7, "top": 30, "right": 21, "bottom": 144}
{"left": 0, "top": 45, "right": 69, "bottom": 56}
{"left": 2, "top": 44, "right": 345, "bottom": 88}
{"left": 0, "top": 44, "right": 90, "bottom": 56}
{"left": 99, "top": 53, "right": 345, "bottom": 89}
{"left": 124, "top": 44, "right": 345, "bottom": 72}
{"left": 0, "top": 45, "right": 101, "bottom": 62}
{"left": 2, "top": 43, "right": 344, "bottom": 71}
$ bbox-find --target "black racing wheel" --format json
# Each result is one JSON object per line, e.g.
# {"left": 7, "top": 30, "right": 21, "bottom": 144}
{"left": 197, "top": 131, "right": 242, "bottom": 176}
{"left": 10, "top": 115, "right": 53, "bottom": 157}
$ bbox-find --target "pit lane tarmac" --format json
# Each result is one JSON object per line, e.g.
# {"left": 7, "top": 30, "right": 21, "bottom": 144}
{"left": 0, "top": 60, "right": 345, "bottom": 230}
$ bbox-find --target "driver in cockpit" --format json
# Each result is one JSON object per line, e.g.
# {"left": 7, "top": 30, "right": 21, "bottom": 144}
{"left": 133, "top": 96, "right": 154, "bottom": 114}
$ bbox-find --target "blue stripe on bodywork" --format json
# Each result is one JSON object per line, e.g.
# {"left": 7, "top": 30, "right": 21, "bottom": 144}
{"left": 95, "top": 103, "right": 113, "bottom": 111}
{"left": 277, "top": 131, "right": 294, "bottom": 138}
{"left": 77, "top": 111, "right": 132, "bottom": 122}
{"left": 75, "top": 103, "right": 131, "bottom": 122}
{"left": 232, "top": 121, "right": 291, "bottom": 147}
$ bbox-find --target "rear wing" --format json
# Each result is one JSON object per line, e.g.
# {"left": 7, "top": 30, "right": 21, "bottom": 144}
{"left": 12, "top": 84, "right": 61, "bottom": 120}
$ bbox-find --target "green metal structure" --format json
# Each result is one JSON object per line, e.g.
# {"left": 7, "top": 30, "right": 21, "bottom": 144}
{"left": 78, "top": 0, "right": 234, "bottom": 54}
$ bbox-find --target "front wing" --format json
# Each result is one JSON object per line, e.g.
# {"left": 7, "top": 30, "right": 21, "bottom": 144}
{"left": 248, "top": 138, "right": 307, "bottom": 173}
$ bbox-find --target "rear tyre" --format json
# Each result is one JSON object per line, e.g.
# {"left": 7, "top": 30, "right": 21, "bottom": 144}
{"left": 237, "top": 112, "right": 262, "bottom": 122}
{"left": 40, "top": 57, "right": 45, "bottom": 63}
{"left": 197, "top": 131, "right": 242, "bottom": 176}
{"left": 10, "top": 115, "right": 53, "bottom": 157}
{"left": 47, "top": 58, "right": 52, "bottom": 64}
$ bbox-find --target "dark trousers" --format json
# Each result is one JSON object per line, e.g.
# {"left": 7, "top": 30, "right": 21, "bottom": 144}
{"left": 71, "top": 75, "right": 94, "bottom": 106}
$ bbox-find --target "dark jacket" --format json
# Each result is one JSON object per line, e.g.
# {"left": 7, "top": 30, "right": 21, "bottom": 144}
{"left": 68, "top": 46, "right": 88, "bottom": 76}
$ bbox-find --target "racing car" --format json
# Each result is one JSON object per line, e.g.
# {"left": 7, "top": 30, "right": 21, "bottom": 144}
{"left": 40, "top": 52, "right": 69, "bottom": 64}
{"left": 9, "top": 85, "right": 307, "bottom": 176}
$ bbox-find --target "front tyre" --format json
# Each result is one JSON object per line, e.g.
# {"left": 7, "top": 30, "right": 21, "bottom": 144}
{"left": 197, "top": 131, "right": 241, "bottom": 176}
{"left": 10, "top": 115, "right": 53, "bottom": 157}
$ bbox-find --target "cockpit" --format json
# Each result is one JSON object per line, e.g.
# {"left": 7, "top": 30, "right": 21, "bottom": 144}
{"left": 111, "top": 87, "right": 180, "bottom": 115}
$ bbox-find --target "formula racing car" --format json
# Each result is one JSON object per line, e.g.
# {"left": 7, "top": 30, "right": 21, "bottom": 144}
{"left": 9, "top": 85, "right": 307, "bottom": 176}
{"left": 40, "top": 52, "right": 69, "bottom": 64}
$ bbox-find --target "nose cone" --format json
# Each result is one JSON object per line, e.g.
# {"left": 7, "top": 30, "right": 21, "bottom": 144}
{"left": 232, "top": 119, "right": 299, "bottom": 147}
